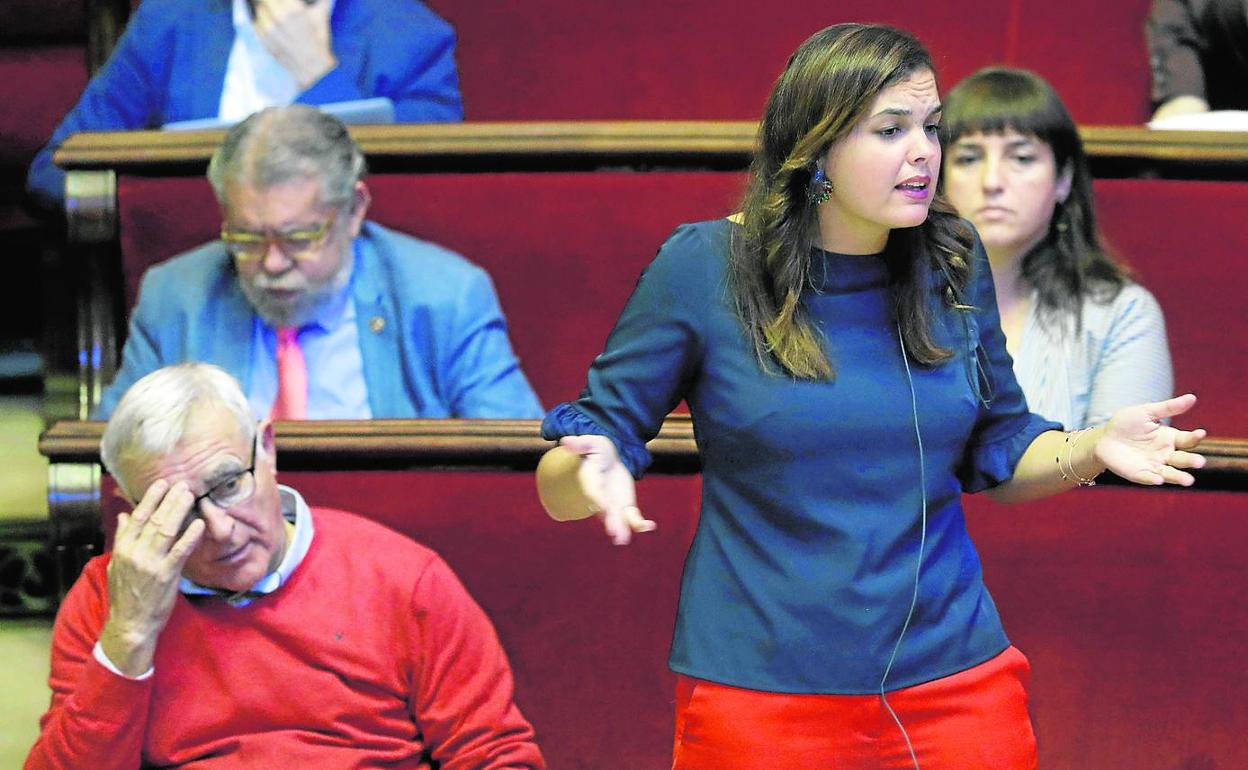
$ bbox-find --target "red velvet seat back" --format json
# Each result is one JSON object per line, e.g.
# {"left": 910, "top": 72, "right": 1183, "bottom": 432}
{"left": 119, "top": 173, "right": 1248, "bottom": 428}
{"left": 0, "top": 3, "right": 87, "bottom": 228}
{"left": 1012, "top": 0, "right": 1153, "bottom": 123}
{"left": 964, "top": 487, "right": 1248, "bottom": 769}
{"left": 98, "top": 468, "right": 1248, "bottom": 769}
{"left": 119, "top": 171, "right": 746, "bottom": 405}
{"left": 1093, "top": 179, "right": 1248, "bottom": 434}
{"left": 101, "top": 470, "right": 702, "bottom": 769}
{"left": 117, "top": 0, "right": 1156, "bottom": 123}
{"left": 0, "top": 46, "right": 86, "bottom": 175}
{"left": 286, "top": 470, "right": 701, "bottom": 770}
{"left": 425, "top": 0, "right": 1153, "bottom": 124}
{"left": 0, "top": 0, "right": 87, "bottom": 170}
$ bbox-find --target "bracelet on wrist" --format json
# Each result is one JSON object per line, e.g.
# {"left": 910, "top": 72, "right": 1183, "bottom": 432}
{"left": 1058, "top": 428, "right": 1101, "bottom": 487}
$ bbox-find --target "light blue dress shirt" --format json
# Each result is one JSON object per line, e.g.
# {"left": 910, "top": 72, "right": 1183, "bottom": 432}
{"left": 246, "top": 245, "right": 372, "bottom": 420}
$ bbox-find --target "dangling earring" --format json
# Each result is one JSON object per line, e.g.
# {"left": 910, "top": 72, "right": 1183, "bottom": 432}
{"left": 1054, "top": 201, "right": 1070, "bottom": 233}
{"left": 807, "top": 166, "right": 833, "bottom": 205}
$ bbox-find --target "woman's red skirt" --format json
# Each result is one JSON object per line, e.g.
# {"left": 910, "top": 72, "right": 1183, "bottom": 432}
{"left": 671, "top": 645, "right": 1037, "bottom": 770}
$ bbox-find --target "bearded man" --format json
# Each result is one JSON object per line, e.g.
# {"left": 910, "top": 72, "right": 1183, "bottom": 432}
{"left": 97, "top": 105, "right": 541, "bottom": 420}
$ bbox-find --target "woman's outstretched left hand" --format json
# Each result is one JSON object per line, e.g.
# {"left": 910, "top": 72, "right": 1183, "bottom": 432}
{"left": 1097, "top": 394, "right": 1207, "bottom": 486}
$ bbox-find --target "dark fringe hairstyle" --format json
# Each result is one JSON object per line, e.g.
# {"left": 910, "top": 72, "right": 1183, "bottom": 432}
{"left": 941, "top": 66, "right": 1129, "bottom": 326}
{"left": 731, "top": 23, "right": 974, "bottom": 380}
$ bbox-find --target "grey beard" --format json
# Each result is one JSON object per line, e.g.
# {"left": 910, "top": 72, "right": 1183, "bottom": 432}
{"left": 239, "top": 253, "right": 353, "bottom": 329}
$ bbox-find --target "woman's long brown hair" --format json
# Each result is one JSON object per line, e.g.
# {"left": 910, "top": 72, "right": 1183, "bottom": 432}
{"left": 731, "top": 23, "right": 974, "bottom": 380}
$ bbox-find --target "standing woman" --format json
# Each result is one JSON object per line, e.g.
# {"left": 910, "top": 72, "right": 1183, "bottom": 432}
{"left": 942, "top": 67, "right": 1174, "bottom": 429}
{"left": 537, "top": 24, "right": 1204, "bottom": 770}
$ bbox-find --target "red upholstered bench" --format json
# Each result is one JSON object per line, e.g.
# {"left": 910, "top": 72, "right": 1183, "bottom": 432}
{"left": 67, "top": 445, "right": 1246, "bottom": 770}
{"left": 426, "top": 0, "right": 1153, "bottom": 124}
{"left": 89, "top": 0, "right": 1151, "bottom": 127}
{"left": 1093, "top": 178, "right": 1248, "bottom": 434}
{"left": 114, "top": 174, "right": 1248, "bottom": 430}
{"left": 965, "top": 485, "right": 1248, "bottom": 769}
{"left": 116, "top": 171, "right": 748, "bottom": 406}
{"left": 92, "top": 467, "right": 700, "bottom": 770}
{"left": 282, "top": 469, "right": 701, "bottom": 770}
{"left": 0, "top": 1, "right": 89, "bottom": 193}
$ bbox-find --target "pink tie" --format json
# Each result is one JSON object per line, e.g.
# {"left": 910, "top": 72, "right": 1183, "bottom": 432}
{"left": 270, "top": 327, "right": 308, "bottom": 420}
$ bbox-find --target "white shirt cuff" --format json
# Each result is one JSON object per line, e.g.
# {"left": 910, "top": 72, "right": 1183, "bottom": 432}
{"left": 93, "top": 642, "right": 154, "bottom": 681}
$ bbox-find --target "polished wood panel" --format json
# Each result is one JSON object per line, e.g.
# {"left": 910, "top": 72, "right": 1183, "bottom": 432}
{"left": 39, "top": 417, "right": 1247, "bottom": 484}
{"left": 39, "top": 416, "right": 699, "bottom": 471}
{"left": 55, "top": 122, "right": 1248, "bottom": 177}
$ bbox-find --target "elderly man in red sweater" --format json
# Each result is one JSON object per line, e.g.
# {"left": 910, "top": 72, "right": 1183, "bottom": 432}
{"left": 26, "top": 363, "right": 545, "bottom": 770}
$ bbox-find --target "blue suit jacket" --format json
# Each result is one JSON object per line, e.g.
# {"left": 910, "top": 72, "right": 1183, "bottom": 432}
{"left": 28, "top": 0, "right": 463, "bottom": 211}
{"left": 97, "top": 222, "right": 542, "bottom": 419}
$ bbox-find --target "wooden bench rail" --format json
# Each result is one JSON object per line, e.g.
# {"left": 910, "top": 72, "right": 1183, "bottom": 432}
{"left": 40, "top": 417, "right": 1248, "bottom": 479}
{"left": 39, "top": 416, "right": 699, "bottom": 471}
{"left": 37, "top": 417, "right": 1248, "bottom": 602}
{"left": 42, "top": 417, "right": 1247, "bottom": 480}
{"left": 55, "top": 122, "right": 1248, "bottom": 177}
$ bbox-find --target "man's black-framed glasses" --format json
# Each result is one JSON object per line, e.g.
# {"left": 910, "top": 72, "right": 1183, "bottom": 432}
{"left": 192, "top": 433, "right": 259, "bottom": 512}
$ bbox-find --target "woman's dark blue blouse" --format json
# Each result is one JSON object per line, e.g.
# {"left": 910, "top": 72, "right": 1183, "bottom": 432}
{"left": 542, "top": 219, "right": 1060, "bottom": 694}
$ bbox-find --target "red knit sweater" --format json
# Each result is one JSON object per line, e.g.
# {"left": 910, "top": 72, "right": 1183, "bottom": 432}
{"left": 26, "top": 507, "right": 545, "bottom": 770}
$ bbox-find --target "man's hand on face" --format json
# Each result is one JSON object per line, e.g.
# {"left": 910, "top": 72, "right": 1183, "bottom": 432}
{"left": 99, "top": 480, "right": 206, "bottom": 678}
{"left": 253, "top": 0, "right": 337, "bottom": 89}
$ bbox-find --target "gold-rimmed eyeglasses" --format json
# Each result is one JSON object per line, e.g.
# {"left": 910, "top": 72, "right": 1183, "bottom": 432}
{"left": 220, "top": 210, "right": 338, "bottom": 262}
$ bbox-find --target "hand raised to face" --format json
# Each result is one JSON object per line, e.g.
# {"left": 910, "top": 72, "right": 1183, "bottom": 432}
{"left": 253, "top": 0, "right": 336, "bottom": 89}
{"left": 99, "top": 479, "right": 206, "bottom": 677}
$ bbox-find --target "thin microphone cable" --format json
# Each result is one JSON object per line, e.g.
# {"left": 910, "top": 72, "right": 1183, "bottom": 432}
{"left": 878, "top": 320, "right": 928, "bottom": 770}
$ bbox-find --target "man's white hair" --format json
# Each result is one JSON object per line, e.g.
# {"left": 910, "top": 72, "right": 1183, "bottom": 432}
{"left": 101, "top": 363, "right": 256, "bottom": 499}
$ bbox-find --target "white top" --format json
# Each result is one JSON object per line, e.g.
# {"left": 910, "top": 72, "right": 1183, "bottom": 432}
{"left": 218, "top": 0, "right": 338, "bottom": 121}
{"left": 1013, "top": 282, "right": 1174, "bottom": 430}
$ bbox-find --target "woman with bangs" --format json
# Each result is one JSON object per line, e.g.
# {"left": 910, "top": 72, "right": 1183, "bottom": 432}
{"left": 942, "top": 67, "right": 1174, "bottom": 429}
{"left": 537, "top": 27, "right": 1203, "bottom": 770}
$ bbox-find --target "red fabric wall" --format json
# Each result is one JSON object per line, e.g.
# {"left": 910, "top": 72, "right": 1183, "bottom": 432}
{"left": 109, "top": 168, "right": 1248, "bottom": 767}
{"left": 965, "top": 488, "right": 1248, "bottom": 770}
{"left": 118, "top": 173, "right": 1248, "bottom": 430}
{"left": 97, "top": 471, "right": 1248, "bottom": 769}
{"left": 425, "top": 0, "right": 1154, "bottom": 124}
{"left": 1093, "top": 179, "right": 1248, "bottom": 434}
{"left": 119, "top": 171, "right": 748, "bottom": 406}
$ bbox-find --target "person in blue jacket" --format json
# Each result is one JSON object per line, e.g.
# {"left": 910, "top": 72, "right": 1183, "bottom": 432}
{"left": 536, "top": 23, "right": 1206, "bottom": 770}
{"left": 97, "top": 105, "right": 539, "bottom": 421}
{"left": 28, "top": 0, "right": 462, "bottom": 212}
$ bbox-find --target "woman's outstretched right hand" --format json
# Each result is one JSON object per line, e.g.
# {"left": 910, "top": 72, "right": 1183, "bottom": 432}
{"left": 557, "top": 435, "right": 656, "bottom": 545}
